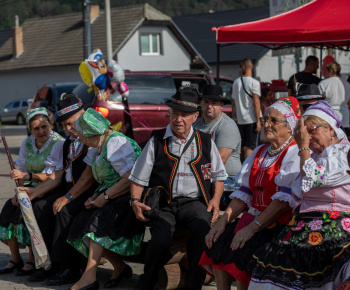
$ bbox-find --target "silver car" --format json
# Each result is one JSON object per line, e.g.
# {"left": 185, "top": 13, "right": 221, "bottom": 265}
{"left": 0, "top": 99, "right": 31, "bottom": 125}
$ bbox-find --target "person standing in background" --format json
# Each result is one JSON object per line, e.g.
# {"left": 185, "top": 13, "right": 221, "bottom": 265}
{"left": 287, "top": 55, "right": 321, "bottom": 97}
{"left": 231, "top": 58, "right": 261, "bottom": 160}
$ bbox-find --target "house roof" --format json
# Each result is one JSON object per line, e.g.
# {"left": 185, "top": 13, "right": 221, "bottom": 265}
{"left": 0, "top": 4, "right": 172, "bottom": 72}
{"left": 172, "top": 6, "right": 270, "bottom": 64}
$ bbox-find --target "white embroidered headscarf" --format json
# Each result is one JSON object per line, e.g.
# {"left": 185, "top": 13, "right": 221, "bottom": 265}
{"left": 267, "top": 97, "right": 301, "bottom": 133}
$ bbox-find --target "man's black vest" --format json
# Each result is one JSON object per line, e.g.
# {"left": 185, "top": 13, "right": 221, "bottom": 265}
{"left": 149, "top": 129, "right": 212, "bottom": 205}
{"left": 62, "top": 137, "right": 89, "bottom": 185}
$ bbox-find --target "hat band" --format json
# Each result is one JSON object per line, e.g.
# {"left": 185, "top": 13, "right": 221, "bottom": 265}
{"left": 172, "top": 98, "right": 198, "bottom": 108}
{"left": 58, "top": 102, "right": 83, "bottom": 117}
{"left": 298, "top": 95, "right": 323, "bottom": 99}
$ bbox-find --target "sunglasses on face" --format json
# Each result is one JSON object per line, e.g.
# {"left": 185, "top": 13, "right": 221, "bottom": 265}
{"left": 260, "top": 116, "right": 286, "bottom": 126}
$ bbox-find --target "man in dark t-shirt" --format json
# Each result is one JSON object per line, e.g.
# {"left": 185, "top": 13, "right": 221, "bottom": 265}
{"left": 288, "top": 55, "right": 321, "bottom": 96}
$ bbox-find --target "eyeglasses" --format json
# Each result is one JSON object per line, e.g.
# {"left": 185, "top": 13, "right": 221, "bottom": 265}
{"left": 307, "top": 125, "right": 322, "bottom": 135}
{"left": 260, "top": 116, "right": 286, "bottom": 126}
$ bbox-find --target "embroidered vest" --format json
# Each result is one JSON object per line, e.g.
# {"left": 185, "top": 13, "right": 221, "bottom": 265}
{"left": 149, "top": 129, "right": 212, "bottom": 205}
{"left": 248, "top": 140, "right": 296, "bottom": 224}
{"left": 92, "top": 131, "right": 141, "bottom": 193}
{"left": 25, "top": 133, "right": 63, "bottom": 173}
{"left": 62, "top": 137, "right": 89, "bottom": 185}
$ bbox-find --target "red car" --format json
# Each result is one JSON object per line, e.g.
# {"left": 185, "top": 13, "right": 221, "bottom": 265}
{"left": 76, "top": 71, "right": 234, "bottom": 147}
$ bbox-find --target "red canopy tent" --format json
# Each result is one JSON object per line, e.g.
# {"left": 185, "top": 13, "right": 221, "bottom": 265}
{"left": 212, "top": 0, "right": 350, "bottom": 78}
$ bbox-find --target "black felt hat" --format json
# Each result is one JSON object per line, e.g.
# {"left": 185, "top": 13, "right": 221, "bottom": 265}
{"left": 296, "top": 83, "right": 325, "bottom": 101}
{"left": 56, "top": 93, "right": 84, "bottom": 122}
{"left": 200, "top": 85, "right": 230, "bottom": 104}
{"left": 165, "top": 86, "right": 200, "bottom": 112}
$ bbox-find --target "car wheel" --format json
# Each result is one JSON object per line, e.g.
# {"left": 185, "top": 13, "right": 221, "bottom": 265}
{"left": 17, "top": 114, "right": 25, "bottom": 125}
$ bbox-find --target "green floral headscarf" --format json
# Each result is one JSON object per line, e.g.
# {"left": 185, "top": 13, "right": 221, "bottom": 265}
{"left": 26, "top": 107, "right": 49, "bottom": 129}
{"left": 74, "top": 108, "right": 111, "bottom": 137}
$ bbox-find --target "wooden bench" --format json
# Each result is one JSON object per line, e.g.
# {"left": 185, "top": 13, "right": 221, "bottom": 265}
{"left": 123, "top": 227, "right": 214, "bottom": 289}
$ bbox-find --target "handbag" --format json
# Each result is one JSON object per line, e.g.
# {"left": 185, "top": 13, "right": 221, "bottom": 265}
{"left": 142, "top": 186, "right": 169, "bottom": 219}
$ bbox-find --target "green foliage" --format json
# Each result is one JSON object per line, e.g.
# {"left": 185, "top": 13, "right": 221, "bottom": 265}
{"left": 0, "top": 0, "right": 268, "bottom": 30}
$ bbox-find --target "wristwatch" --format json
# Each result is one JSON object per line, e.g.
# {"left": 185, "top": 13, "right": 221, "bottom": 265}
{"left": 65, "top": 193, "right": 74, "bottom": 202}
{"left": 129, "top": 198, "right": 141, "bottom": 207}
{"left": 104, "top": 191, "right": 110, "bottom": 200}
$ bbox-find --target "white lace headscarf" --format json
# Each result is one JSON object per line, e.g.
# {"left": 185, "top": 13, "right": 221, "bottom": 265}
{"left": 267, "top": 99, "right": 299, "bottom": 133}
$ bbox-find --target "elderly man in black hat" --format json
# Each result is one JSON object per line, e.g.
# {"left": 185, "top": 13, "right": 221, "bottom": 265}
{"left": 21, "top": 93, "right": 97, "bottom": 285}
{"left": 129, "top": 85, "right": 227, "bottom": 290}
{"left": 194, "top": 85, "right": 241, "bottom": 202}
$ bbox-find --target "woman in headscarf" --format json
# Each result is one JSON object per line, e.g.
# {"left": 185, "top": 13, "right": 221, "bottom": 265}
{"left": 249, "top": 101, "right": 350, "bottom": 290}
{"left": 0, "top": 108, "right": 64, "bottom": 276}
{"left": 67, "top": 108, "right": 144, "bottom": 290}
{"left": 199, "top": 97, "right": 301, "bottom": 290}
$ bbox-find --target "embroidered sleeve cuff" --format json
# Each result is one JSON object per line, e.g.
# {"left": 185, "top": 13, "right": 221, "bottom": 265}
{"left": 302, "top": 158, "right": 327, "bottom": 192}
{"left": 229, "top": 189, "right": 252, "bottom": 207}
{"left": 129, "top": 174, "right": 149, "bottom": 186}
{"left": 211, "top": 173, "right": 227, "bottom": 182}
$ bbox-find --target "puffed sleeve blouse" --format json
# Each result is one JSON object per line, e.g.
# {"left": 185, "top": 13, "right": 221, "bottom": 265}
{"left": 229, "top": 143, "right": 300, "bottom": 207}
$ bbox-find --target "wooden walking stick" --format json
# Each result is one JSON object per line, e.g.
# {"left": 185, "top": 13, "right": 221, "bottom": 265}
{"left": 1, "top": 136, "right": 51, "bottom": 270}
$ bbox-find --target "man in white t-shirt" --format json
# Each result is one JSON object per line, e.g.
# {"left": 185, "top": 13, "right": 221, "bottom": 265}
{"left": 231, "top": 58, "right": 261, "bottom": 159}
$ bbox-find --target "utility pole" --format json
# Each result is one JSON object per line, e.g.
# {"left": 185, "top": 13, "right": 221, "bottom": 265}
{"left": 83, "top": 0, "right": 92, "bottom": 58}
{"left": 105, "top": 0, "right": 112, "bottom": 61}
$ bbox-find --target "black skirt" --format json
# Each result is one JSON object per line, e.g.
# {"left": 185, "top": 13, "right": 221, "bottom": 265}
{"left": 68, "top": 194, "right": 145, "bottom": 257}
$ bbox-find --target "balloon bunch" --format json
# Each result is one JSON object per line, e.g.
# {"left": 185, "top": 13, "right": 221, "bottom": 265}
{"left": 79, "top": 49, "right": 129, "bottom": 102}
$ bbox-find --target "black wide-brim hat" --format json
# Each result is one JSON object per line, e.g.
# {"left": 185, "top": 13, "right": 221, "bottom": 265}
{"left": 199, "top": 84, "right": 231, "bottom": 104}
{"left": 56, "top": 93, "right": 85, "bottom": 122}
{"left": 296, "top": 83, "right": 325, "bottom": 101}
{"left": 165, "top": 86, "right": 200, "bottom": 112}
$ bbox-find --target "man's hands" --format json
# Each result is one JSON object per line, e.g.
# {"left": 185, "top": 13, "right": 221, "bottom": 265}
{"left": 132, "top": 201, "right": 151, "bottom": 222}
{"left": 255, "top": 120, "right": 261, "bottom": 133}
{"left": 207, "top": 198, "right": 220, "bottom": 224}
{"left": 83, "top": 194, "right": 108, "bottom": 210}
{"left": 53, "top": 196, "right": 71, "bottom": 214}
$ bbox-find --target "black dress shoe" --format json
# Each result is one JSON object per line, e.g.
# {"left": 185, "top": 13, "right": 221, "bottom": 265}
{"left": 79, "top": 281, "right": 99, "bottom": 290}
{"left": 104, "top": 265, "right": 132, "bottom": 288}
{"left": 28, "top": 267, "right": 57, "bottom": 282}
{"left": 0, "top": 259, "right": 24, "bottom": 274}
{"left": 16, "top": 262, "right": 36, "bottom": 276}
{"left": 47, "top": 268, "right": 80, "bottom": 286}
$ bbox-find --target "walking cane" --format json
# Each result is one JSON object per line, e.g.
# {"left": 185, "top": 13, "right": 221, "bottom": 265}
{"left": 1, "top": 136, "right": 51, "bottom": 270}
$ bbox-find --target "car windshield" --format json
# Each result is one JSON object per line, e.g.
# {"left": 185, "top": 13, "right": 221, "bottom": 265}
{"left": 108, "top": 75, "right": 176, "bottom": 104}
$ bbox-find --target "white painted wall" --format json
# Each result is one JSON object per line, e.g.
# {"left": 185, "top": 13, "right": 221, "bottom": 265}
{"left": 211, "top": 47, "right": 350, "bottom": 84}
{"left": 117, "top": 26, "right": 191, "bottom": 71}
{"left": 0, "top": 66, "right": 81, "bottom": 108}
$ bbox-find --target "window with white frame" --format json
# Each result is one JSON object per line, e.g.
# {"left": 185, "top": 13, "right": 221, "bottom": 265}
{"left": 140, "top": 33, "right": 161, "bottom": 55}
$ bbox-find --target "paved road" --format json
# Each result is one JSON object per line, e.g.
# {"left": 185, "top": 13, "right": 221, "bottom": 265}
{"left": 0, "top": 132, "right": 237, "bottom": 289}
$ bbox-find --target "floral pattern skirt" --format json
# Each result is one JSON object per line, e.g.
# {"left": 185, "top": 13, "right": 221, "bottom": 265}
{"left": 68, "top": 195, "right": 145, "bottom": 258}
{"left": 250, "top": 210, "right": 350, "bottom": 289}
{"left": 0, "top": 198, "right": 31, "bottom": 247}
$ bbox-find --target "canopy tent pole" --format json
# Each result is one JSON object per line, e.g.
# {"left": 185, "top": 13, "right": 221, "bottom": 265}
{"left": 216, "top": 43, "right": 220, "bottom": 84}
{"left": 320, "top": 44, "right": 323, "bottom": 78}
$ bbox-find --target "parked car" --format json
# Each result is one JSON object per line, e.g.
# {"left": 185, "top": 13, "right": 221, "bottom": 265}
{"left": 75, "top": 70, "right": 234, "bottom": 147}
{"left": 0, "top": 99, "right": 31, "bottom": 125}
{"left": 28, "top": 82, "right": 80, "bottom": 135}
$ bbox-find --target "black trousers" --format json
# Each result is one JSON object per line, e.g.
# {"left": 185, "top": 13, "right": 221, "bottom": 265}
{"left": 136, "top": 197, "right": 212, "bottom": 290}
{"left": 33, "top": 185, "right": 93, "bottom": 271}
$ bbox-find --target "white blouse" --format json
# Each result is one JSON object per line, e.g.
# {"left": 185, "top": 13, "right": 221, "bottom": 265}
{"left": 292, "top": 143, "right": 350, "bottom": 196}
{"left": 84, "top": 135, "right": 136, "bottom": 177}
{"left": 15, "top": 132, "right": 65, "bottom": 174}
{"left": 229, "top": 143, "right": 300, "bottom": 207}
